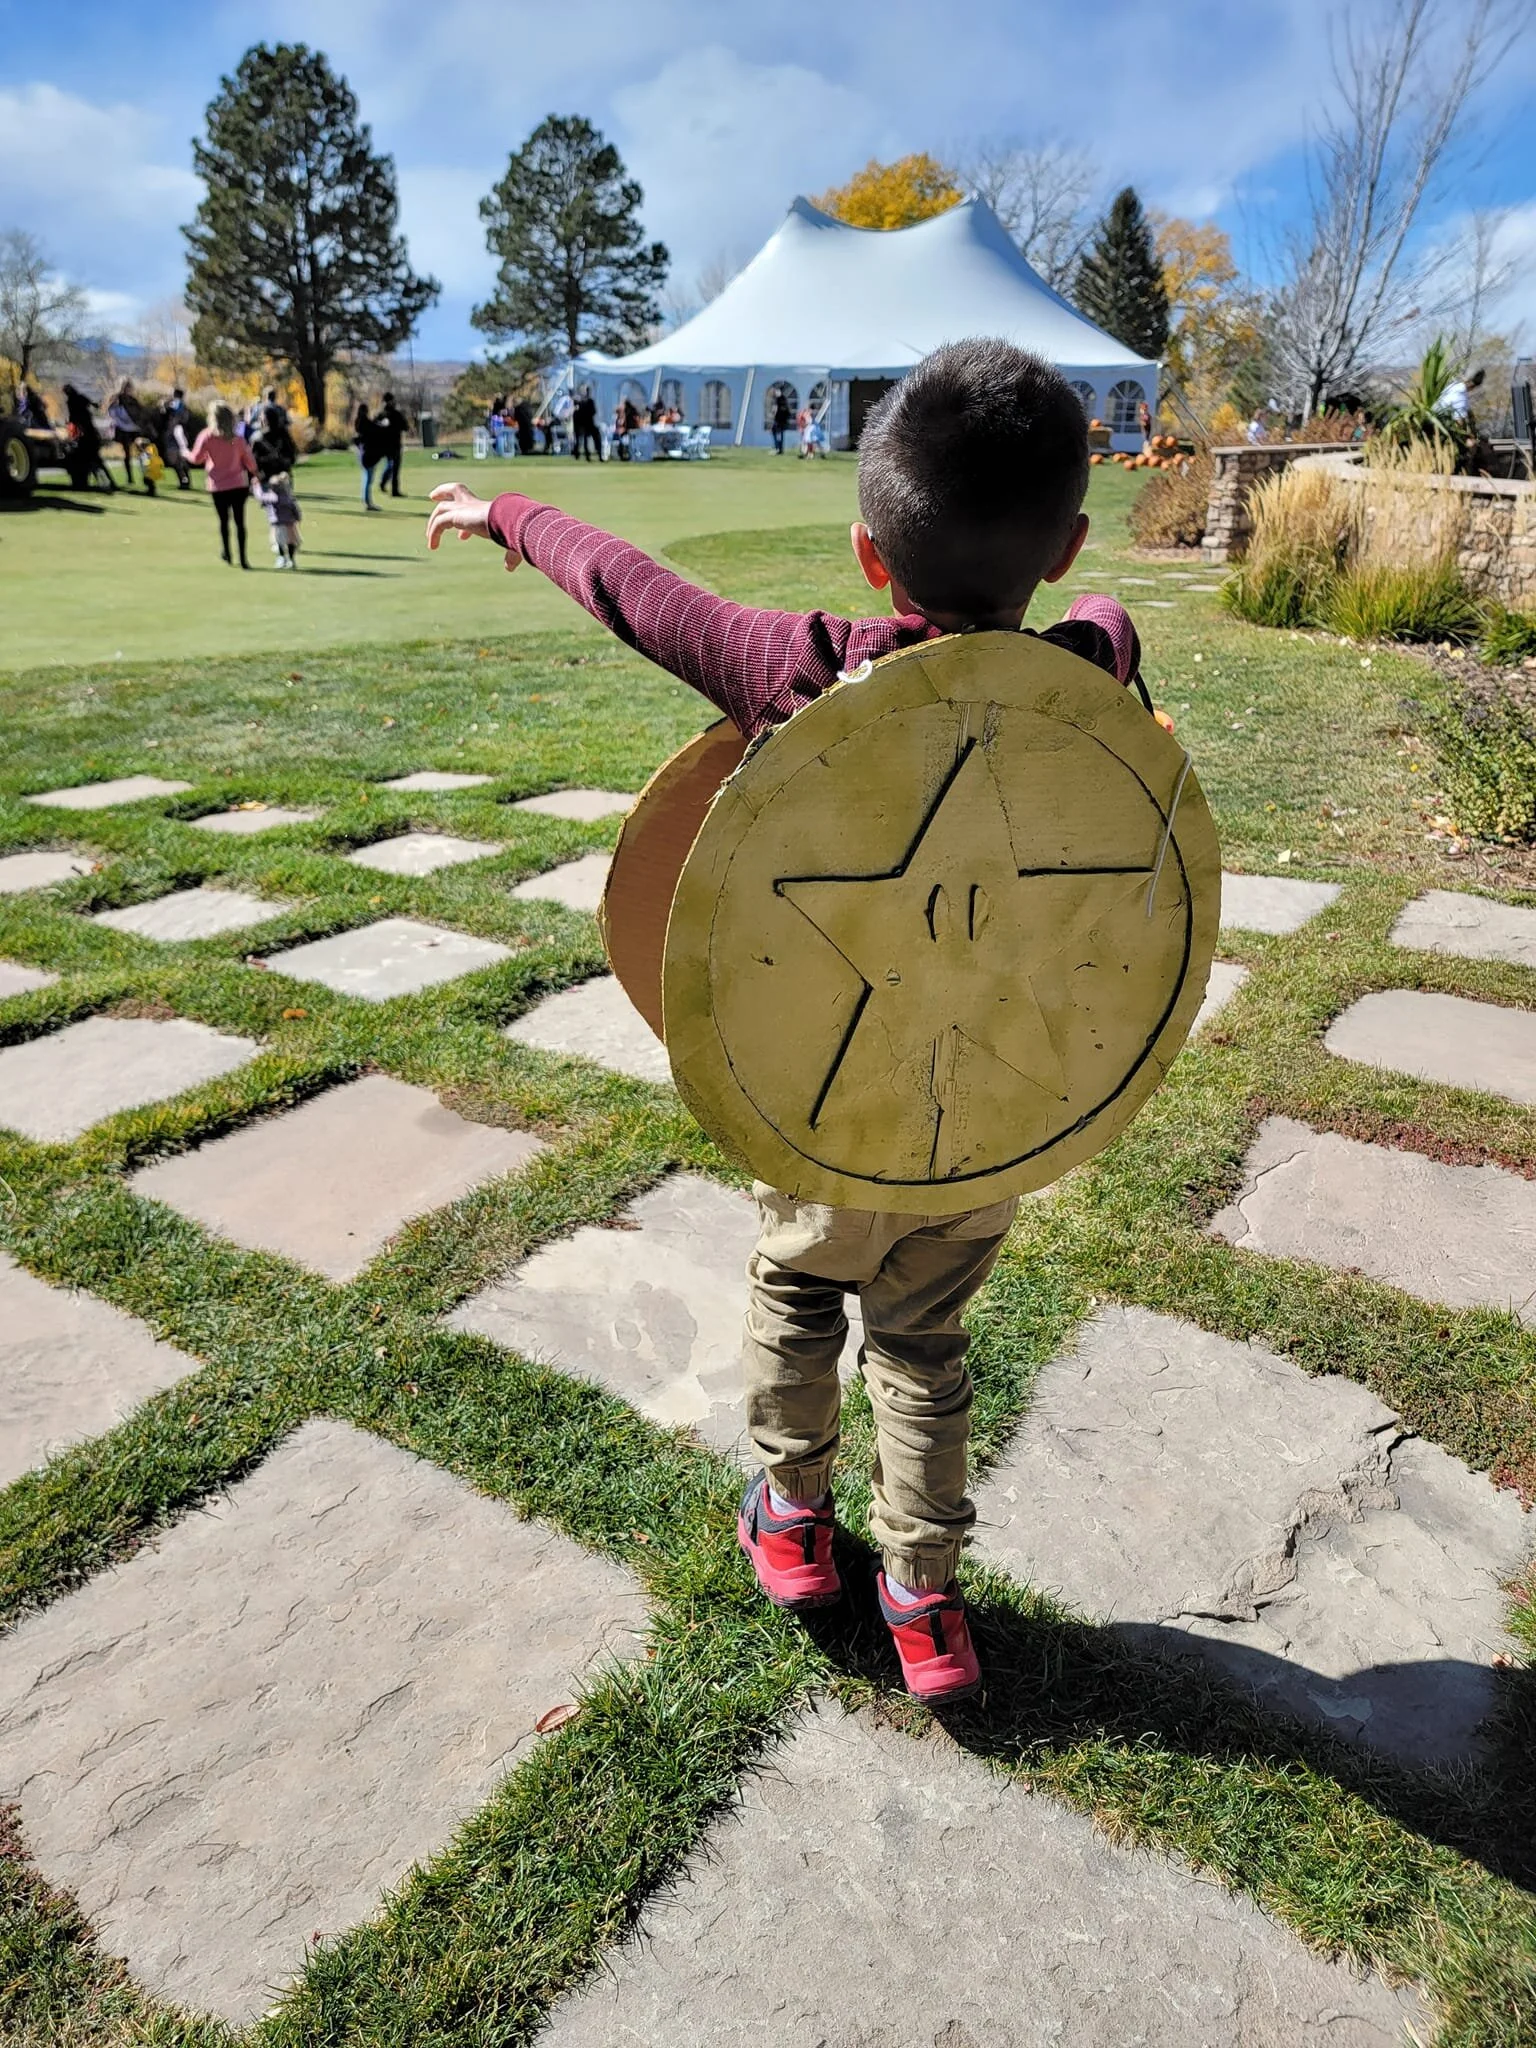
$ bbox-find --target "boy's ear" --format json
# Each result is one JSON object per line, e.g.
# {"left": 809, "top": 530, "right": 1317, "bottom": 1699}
{"left": 850, "top": 521, "right": 891, "bottom": 591}
{"left": 1041, "top": 511, "right": 1091, "bottom": 585}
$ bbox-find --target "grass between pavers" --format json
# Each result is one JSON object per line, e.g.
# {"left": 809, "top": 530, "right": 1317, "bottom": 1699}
{"left": 1, "top": 499, "right": 1535, "bottom": 2042}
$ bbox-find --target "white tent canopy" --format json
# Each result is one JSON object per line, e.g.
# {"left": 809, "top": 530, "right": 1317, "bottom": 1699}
{"left": 577, "top": 195, "right": 1158, "bottom": 451}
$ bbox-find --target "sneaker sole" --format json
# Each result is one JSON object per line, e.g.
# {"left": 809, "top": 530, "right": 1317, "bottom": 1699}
{"left": 737, "top": 1516, "right": 843, "bottom": 1610}
{"left": 903, "top": 1673, "right": 981, "bottom": 1704}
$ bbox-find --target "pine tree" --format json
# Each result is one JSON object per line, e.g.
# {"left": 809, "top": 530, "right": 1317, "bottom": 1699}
{"left": 1074, "top": 188, "right": 1169, "bottom": 360}
{"left": 183, "top": 44, "right": 438, "bottom": 423}
{"left": 475, "top": 117, "right": 668, "bottom": 362}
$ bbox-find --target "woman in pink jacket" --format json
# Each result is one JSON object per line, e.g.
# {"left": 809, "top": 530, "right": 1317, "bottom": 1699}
{"left": 188, "top": 403, "right": 259, "bottom": 568}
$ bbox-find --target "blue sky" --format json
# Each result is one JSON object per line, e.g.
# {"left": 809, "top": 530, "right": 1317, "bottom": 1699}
{"left": 2, "top": 0, "right": 1534, "bottom": 361}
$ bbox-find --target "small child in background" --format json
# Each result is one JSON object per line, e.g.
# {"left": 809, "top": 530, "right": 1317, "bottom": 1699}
{"left": 258, "top": 470, "right": 302, "bottom": 569}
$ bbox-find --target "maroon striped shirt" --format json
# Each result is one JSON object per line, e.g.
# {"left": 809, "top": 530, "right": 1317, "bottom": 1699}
{"left": 486, "top": 492, "right": 1142, "bottom": 738}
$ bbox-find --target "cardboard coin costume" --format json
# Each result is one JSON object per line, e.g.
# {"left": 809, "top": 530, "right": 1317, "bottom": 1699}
{"left": 604, "top": 630, "right": 1218, "bottom": 1211}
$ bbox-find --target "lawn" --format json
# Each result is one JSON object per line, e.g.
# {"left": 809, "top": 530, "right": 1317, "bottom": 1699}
{"left": 1, "top": 455, "right": 1534, "bottom": 2044}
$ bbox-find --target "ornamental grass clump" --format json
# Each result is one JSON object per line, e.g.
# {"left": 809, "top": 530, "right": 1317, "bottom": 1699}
{"left": 1221, "top": 462, "right": 1358, "bottom": 627}
{"left": 1128, "top": 449, "right": 1213, "bottom": 549}
{"left": 1323, "top": 561, "right": 1482, "bottom": 643}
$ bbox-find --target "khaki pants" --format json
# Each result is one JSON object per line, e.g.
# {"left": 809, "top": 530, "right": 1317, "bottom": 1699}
{"left": 743, "top": 1184, "right": 1017, "bottom": 1590}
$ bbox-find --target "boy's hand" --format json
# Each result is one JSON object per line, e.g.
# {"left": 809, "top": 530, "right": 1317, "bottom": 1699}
{"left": 426, "top": 482, "right": 519, "bottom": 571}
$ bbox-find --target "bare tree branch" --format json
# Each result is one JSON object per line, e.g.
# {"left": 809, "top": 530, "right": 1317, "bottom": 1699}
{"left": 1267, "top": 0, "right": 1527, "bottom": 412}
{"left": 0, "top": 228, "right": 87, "bottom": 391}
{"left": 955, "top": 140, "right": 1100, "bottom": 291}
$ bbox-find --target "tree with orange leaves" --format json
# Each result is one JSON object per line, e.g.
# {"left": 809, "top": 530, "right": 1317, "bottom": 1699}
{"left": 1154, "top": 214, "right": 1261, "bottom": 414}
{"left": 813, "top": 154, "right": 962, "bottom": 231}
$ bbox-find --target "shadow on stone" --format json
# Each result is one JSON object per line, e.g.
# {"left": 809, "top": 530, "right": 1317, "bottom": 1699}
{"left": 797, "top": 1539, "right": 1536, "bottom": 1893}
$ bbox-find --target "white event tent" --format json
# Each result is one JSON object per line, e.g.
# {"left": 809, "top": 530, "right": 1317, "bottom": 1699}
{"left": 575, "top": 195, "right": 1159, "bottom": 452}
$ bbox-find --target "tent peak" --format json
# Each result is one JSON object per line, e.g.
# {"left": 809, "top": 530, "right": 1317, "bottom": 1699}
{"left": 783, "top": 193, "right": 990, "bottom": 238}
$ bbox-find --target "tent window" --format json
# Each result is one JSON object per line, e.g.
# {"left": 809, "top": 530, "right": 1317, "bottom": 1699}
{"left": 1069, "top": 381, "right": 1095, "bottom": 415}
{"left": 701, "top": 380, "right": 732, "bottom": 428}
{"left": 619, "top": 379, "right": 649, "bottom": 409}
{"left": 763, "top": 379, "right": 798, "bottom": 427}
{"left": 660, "top": 378, "right": 684, "bottom": 413}
{"left": 808, "top": 380, "right": 828, "bottom": 414}
{"left": 1107, "top": 380, "right": 1145, "bottom": 432}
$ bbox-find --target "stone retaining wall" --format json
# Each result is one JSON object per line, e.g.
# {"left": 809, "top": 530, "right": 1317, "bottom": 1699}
{"left": 1203, "top": 444, "right": 1536, "bottom": 605}
{"left": 1200, "top": 445, "right": 1348, "bottom": 565}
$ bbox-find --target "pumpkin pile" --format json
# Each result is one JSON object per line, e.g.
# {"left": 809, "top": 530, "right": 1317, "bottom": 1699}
{"left": 1106, "top": 433, "right": 1190, "bottom": 473}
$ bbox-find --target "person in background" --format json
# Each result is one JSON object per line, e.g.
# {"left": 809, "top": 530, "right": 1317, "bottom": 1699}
{"left": 106, "top": 377, "right": 151, "bottom": 491}
{"left": 62, "top": 383, "right": 116, "bottom": 491}
{"left": 189, "top": 400, "right": 258, "bottom": 566}
{"left": 163, "top": 387, "right": 193, "bottom": 487}
{"left": 1245, "top": 410, "right": 1267, "bottom": 444}
{"left": 17, "top": 383, "right": 49, "bottom": 426}
{"left": 771, "top": 389, "right": 792, "bottom": 454}
{"left": 354, "top": 400, "right": 383, "bottom": 509}
{"left": 256, "top": 468, "right": 303, "bottom": 568}
{"left": 377, "top": 391, "right": 406, "bottom": 496}
{"left": 535, "top": 411, "right": 555, "bottom": 454}
{"left": 513, "top": 396, "right": 537, "bottom": 457}
{"left": 571, "top": 387, "right": 602, "bottom": 462}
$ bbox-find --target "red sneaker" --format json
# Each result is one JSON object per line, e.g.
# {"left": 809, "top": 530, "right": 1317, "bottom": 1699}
{"left": 737, "top": 1473, "right": 842, "bottom": 1610}
{"left": 877, "top": 1573, "right": 981, "bottom": 1703}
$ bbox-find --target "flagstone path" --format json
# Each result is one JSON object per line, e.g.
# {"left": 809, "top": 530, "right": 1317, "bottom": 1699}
{"left": 191, "top": 805, "right": 324, "bottom": 835}
{"left": 511, "top": 851, "right": 612, "bottom": 911}
{"left": 261, "top": 916, "right": 512, "bottom": 1000}
{"left": 24, "top": 775, "right": 192, "bottom": 809}
{"left": 0, "top": 1014, "right": 257, "bottom": 1142}
{"left": 345, "top": 830, "right": 501, "bottom": 875}
{"left": 1, "top": 855, "right": 1532, "bottom": 2039}
{"left": 379, "top": 769, "right": 494, "bottom": 791}
{"left": 131, "top": 1073, "right": 545, "bottom": 1281}
{"left": 0, "top": 1418, "right": 648, "bottom": 2027}
{"left": 511, "top": 789, "right": 633, "bottom": 819}
{"left": 93, "top": 885, "right": 295, "bottom": 941}
{"left": 0, "top": 960, "right": 57, "bottom": 997}
{"left": 538, "top": 1702, "right": 1430, "bottom": 2048}
{"left": 0, "top": 848, "right": 93, "bottom": 891}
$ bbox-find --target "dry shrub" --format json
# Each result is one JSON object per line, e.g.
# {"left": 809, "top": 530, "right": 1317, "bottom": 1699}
{"left": 1128, "top": 449, "right": 1213, "bottom": 548}
{"left": 1222, "top": 463, "right": 1360, "bottom": 626}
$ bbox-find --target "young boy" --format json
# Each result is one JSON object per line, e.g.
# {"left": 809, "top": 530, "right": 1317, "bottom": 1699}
{"left": 258, "top": 470, "right": 302, "bottom": 569}
{"left": 427, "top": 339, "right": 1146, "bottom": 1704}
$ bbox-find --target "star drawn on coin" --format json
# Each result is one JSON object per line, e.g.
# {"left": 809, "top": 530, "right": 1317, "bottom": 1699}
{"left": 776, "top": 741, "right": 1155, "bottom": 1177}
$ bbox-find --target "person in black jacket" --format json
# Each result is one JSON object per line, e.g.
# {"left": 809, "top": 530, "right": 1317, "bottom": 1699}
{"left": 571, "top": 389, "right": 602, "bottom": 462}
{"left": 512, "top": 397, "right": 536, "bottom": 456}
{"left": 354, "top": 402, "right": 383, "bottom": 509}
{"left": 377, "top": 391, "right": 406, "bottom": 496}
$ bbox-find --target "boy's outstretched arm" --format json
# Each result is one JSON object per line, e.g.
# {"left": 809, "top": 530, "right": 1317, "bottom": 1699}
{"left": 425, "top": 483, "right": 1154, "bottom": 734}
{"left": 427, "top": 481, "right": 906, "bottom": 737}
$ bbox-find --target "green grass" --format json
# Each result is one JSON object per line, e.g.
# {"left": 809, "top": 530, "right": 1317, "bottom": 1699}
{"left": 0, "top": 446, "right": 862, "bottom": 669}
{"left": 1, "top": 464, "right": 1535, "bottom": 2044}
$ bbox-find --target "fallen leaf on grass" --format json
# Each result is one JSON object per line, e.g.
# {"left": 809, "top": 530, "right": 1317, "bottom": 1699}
{"left": 1492, "top": 1652, "right": 1516, "bottom": 1669}
{"left": 630, "top": 1529, "right": 651, "bottom": 1545}
{"left": 535, "top": 1704, "right": 578, "bottom": 1734}
{"left": 281, "top": 1006, "right": 307, "bottom": 1019}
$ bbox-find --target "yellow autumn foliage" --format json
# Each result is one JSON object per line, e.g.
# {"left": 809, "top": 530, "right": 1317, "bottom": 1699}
{"left": 813, "top": 154, "right": 963, "bottom": 231}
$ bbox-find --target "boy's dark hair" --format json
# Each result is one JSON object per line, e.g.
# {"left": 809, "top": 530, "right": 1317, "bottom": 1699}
{"left": 858, "top": 339, "right": 1090, "bottom": 619}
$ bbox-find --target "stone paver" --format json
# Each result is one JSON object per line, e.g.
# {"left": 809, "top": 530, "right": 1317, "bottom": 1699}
{"left": 345, "top": 831, "right": 501, "bottom": 876}
{"left": 0, "top": 1417, "right": 648, "bottom": 2027}
{"left": 0, "top": 1016, "right": 258, "bottom": 1143}
{"left": 1193, "top": 960, "right": 1249, "bottom": 1035}
{"left": 94, "top": 886, "right": 293, "bottom": 942}
{"left": 541, "top": 1701, "right": 1425, "bottom": 2048}
{"left": 504, "top": 974, "right": 672, "bottom": 1084}
{"left": 25, "top": 776, "right": 191, "bottom": 810}
{"left": 262, "top": 916, "right": 512, "bottom": 1001}
{"left": 1327, "top": 988, "right": 1536, "bottom": 1107}
{"left": 510, "top": 789, "right": 633, "bottom": 821}
{"left": 1391, "top": 888, "right": 1536, "bottom": 970}
{"left": 1221, "top": 872, "right": 1342, "bottom": 933}
{"left": 131, "top": 1073, "right": 544, "bottom": 1280}
{"left": 450, "top": 1174, "right": 858, "bottom": 1457}
{"left": 1210, "top": 1115, "right": 1536, "bottom": 1323}
{"left": 0, "top": 1252, "right": 199, "bottom": 1485}
{"left": 191, "top": 806, "right": 322, "bottom": 835}
{"left": 0, "top": 850, "right": 92, "bottom": 893}
{"left": 0, "top": 960, "right": 58, "bottom": 998}
{"left": 379, "top": 770, "right": 494, "bottom": 791}
{"left": 975, "top": 1304, "right": 1527, "bottom": 1760}
{"left": 510, "top": 853, "right": 610, "bottom": 912}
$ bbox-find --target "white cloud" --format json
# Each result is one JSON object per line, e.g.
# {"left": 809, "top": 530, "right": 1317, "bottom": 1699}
{"left": 396, "top": 164, "right": 494, "bottom": 297}
{"left": 611, "top": 46, "right": 885, "bottom": 285}
{"left": 0, "top": 83, "right": 199, "bottom": 329}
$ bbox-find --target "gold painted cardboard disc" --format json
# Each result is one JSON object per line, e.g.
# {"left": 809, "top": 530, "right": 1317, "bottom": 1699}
{"left": 662, "top": 631, "right": 1220, "bottom": 1212}
{"left": 600, "top": 719, "right": 748, "bottom": 1039}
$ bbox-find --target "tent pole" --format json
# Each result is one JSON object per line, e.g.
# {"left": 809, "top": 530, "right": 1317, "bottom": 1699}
{"left": 735, "top": 367, "right": 755, "bottom": 447}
